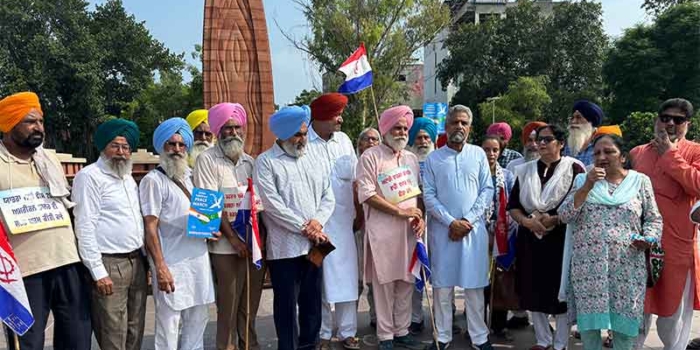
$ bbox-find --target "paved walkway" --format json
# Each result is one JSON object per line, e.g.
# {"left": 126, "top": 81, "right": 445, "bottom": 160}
{"left": 2, "top": 288, "right": 698, "bottom": 349}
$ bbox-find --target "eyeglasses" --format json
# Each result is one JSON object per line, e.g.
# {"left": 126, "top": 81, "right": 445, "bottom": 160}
{"left": 362, "top": 136, "right": 379, "bottom": 142}
{"left": 194, "top": 131, "right": 213, "bottom": 138}
{"left": 166, "top": 141, "right": 187, "bottom": 148}
{"left": 536, "top": 136, "right": 557, "bottom": 144}
{"left": 659, "top": 114, "right": 688, "bottom": 124}
{"left": 108, "top": 143, "right": 131, "bottom": 152}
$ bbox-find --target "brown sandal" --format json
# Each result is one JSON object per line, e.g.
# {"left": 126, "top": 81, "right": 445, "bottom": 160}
{"left": 343, "top": 337, "right": 361, "bottom": 350}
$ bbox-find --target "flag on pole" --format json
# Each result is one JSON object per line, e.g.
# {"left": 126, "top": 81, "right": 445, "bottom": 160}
{"left": 338, "top": 43, "right": 373, "bottom": 94}
{"left": 231, "top": 178, "right": 263, "bottom": 269}
{"left": 0, "top": 220, "right": 34, "bottom": 335}
{"left": 408, "top": 238, "right": 431, "bottom": 292}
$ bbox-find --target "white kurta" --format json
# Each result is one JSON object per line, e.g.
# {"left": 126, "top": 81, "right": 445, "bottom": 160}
{"left": 307, "top": 126, "right": 359, "bottom": 303}
{"left": 423, "top": 145, "right": 494, "bottom": 289}
{"left": 139, "top": 169, "right": 215, "bottom": 311}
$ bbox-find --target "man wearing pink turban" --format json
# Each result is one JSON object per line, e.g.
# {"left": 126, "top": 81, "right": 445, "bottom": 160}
{"left": 486, "top": 122, "right": 522, "bottom": 168}
{"left": 191, "top": 102, "right": 263, "bottom": 350}
{"left": 356, "top": 105, "right": 426, "bottom": 350}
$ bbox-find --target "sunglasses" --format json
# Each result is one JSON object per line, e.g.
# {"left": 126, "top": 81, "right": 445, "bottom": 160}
{"left": 658, "top": 114, "right": 688, "bottom": 124}
{"left": 537, "top": 136, "right": 557, "bottom": 144}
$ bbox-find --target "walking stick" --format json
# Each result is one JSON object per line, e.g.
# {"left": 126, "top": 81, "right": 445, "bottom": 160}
{"left": 245, "top": 224, "right": 251, "bottom": 350}
{"left": 421, "top": 267, "right": 440, "bottom": 347}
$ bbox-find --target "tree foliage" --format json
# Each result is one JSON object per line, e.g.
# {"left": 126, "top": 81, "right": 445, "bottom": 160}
{"left": 642, "top": 0, "right": 699, "bottom": 15}
{"left": 288, "top": 0, "right": 450, "bottom": 141}
{"left": 438, "top": 1, "right": 606, "bottom": 130}
{"left": 604, "top": 2, "right": 700, "bottom": 125}
{"left": 476, "top": 76, "right": 551, "bottom": 150}
{"left": 291, "top": 89, "right": 322, "bottom": 106}
{"left": 0, "top": 0, "right": 197, "bottom": 160}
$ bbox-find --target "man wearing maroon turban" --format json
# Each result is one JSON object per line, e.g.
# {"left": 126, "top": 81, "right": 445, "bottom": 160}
{"left": 308, "top": 93, "right": 362, "bottom": 349}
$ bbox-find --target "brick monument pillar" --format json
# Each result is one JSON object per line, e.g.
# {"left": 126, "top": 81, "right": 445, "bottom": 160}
{"left": 203, "top": 0, "right": 276, "bottom": 156}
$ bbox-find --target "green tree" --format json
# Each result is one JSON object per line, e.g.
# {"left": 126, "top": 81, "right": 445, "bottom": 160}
{"left": 438, "top": 1, "right": 606, "bottom": 127}
{"left": 604, "top": 2, "right": 700, "bottom": 125}
{"left": 0, "top": 0, "right": 191, "bottom": 160}
{"left": 642, "top": 0, "right": 699, "bottom": 15}
{"left": 291, "top": 89, "right": 322, "bottom": 106}
{"left": 287, "top": 0, "right": 450, "bottom": 141}
{"left": 0, "top": 0, "right": 104, "bottom": 157}
{"left": 90, "top": 0, "right": 184, "bottom": 117}
{"left": 477, "top": 76, "right": 551, "bottom": 150}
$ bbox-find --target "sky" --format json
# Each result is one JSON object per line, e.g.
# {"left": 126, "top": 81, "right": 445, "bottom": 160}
{"left": 89, "top": 0, "right": 650, "bottom": 106}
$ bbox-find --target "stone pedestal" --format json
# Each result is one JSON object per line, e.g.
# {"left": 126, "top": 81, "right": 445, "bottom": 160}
{"left": 203, "top": 0, "right": 276, "bottom": 156}
{"left": 131, "top": 149, "right": 160, "bottom": 183}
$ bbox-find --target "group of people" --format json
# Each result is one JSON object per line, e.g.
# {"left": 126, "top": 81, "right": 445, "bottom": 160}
{"left": 0, "top": 90, "right": 699, "bottom": 350}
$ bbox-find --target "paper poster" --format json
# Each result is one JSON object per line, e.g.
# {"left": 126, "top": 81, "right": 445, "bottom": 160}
{"left": 222, "top": 185, "right": 264, "bottom": 223}
{"left": 0, "top": 187, "right": 70, "bottom": 234}
{"left": 187, "top": 188, "right": 224, "bottom": 239}
{"left": 377, "top": 165, "right": 421, "bottom": 204}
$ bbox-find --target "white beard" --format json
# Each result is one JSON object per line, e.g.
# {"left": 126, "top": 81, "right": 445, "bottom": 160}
{"left": 160, "top": 152, "right": 188, "bottom": 180}
{"left": 567, "top": 123, "right": 593, "bottom": 156}
{"left": 219, "top": 136, "right": 244, "bottom": 160}
{"left": 102, "top": 154, "right": 133, "bottom": 178}
{"left": 281, "top": 140, "right": 307, "bottom": 158}
{"left": 385, "top": 134, "right": 408, "bottom": 152}
{"left": 409, "top": 143, "right": 435, "bottom": 161}
{"left": 188, "top": 141, "right": 212, "bottom": 167}
{"left": 522, "top": 148, "right": 540, "bottom": 161}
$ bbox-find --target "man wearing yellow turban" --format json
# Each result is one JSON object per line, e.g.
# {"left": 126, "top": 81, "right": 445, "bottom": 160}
{"left": 186, "top": 109, "right": 214, "bottom": 167}
{"left": 0, "top": 92, "right": 91, "bottom": 349}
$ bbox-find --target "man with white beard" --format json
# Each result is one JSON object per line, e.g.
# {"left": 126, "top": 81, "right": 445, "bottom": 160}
{"left": 563, "top": 100, "right": 604, "bottom": 167}
{"left": 408, "top": 117, "right": 437, "bottom": 162}
{"left": 192, "top": 102, "right": 264, "bottom": 350}
{"left": 255, "top": 105, "right": 335, "bottom": 350}
{"left": 73, "top": 118, "right": 148, "bottom": 350}
{"left": 186, "top": 109, "right": 214, "bottom": 167}
{"left": 140, "top": 118, "right": 216, "bottom": 350}
{"left": 405, "top": 116, "right": 437, "bottom": 336}
{"left": 356, "top": 105, "right": 426, "bottom": 350}
{"left": 506, "top": 121, "right": 547, "bottom": 173}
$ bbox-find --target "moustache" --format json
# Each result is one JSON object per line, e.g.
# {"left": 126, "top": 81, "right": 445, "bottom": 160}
{"left": 168, "top": 153, "right": 184, "bottom": 159}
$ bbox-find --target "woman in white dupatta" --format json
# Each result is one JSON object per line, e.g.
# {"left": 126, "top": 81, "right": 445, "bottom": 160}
{"left": 508, "top": 124, "right": 585, "bottom": 350}
{"left": 558, "top": 134, "right": 662, "bottom": 350}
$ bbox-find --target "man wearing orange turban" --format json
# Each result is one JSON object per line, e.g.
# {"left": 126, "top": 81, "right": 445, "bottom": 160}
{"left": 0, "top": 92, "right": 91, "bottom": 349}
{"left": 506, "top": 121, "right": 547, "bottom": 173}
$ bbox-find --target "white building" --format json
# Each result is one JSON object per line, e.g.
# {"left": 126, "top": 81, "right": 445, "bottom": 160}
{"left": 423, "top": 0, "right": 555, "bottom": 105}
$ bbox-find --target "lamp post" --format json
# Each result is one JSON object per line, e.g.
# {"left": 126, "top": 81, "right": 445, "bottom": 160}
{"left": 486, "top": 96, "right": 501, "bottom": 125}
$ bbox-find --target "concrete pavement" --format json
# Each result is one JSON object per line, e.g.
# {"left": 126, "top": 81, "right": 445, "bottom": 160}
{"left": 2, "top": 287, "right": 698, "bottom": 349}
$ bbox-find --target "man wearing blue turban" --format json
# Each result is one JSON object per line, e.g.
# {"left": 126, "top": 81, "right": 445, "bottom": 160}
{"left": 564, "top": 100, "right": 605, "bottom": 167}
{"left": 408, "top": 117, "right": 438, "bottom": 163}
{"left": 254, "top": 105, "right": 336, "bottom": 350}
{"left": 139, "top": 117, "right": 216, "bottom": 349}
{"left": 406, "top": 117, "right": 437, "bottom": 334}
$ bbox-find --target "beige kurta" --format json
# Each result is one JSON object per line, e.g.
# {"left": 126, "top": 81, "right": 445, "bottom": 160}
{"left": 356, "top": 144, "right": 419, "bottom": 285}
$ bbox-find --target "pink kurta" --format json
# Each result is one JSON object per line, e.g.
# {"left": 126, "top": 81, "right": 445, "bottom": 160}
{"left": 356, "top": 144, "right": 419, "bottom": 285}
{"left": 631, "top": 138, "right": 700, "bottom": 316}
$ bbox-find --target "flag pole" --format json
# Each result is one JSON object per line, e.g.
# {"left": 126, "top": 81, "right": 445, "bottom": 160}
{"left": 368, "top": 86, "right": 381, "bottom": 126}
{"left": 245, "top": 224, "right": 251, "bottom": 350}
{"left": 13, "top": 333, "right": 19, "bottom": 350}
{"left": 421, "top": 268, "right": 440, "bottom": 347}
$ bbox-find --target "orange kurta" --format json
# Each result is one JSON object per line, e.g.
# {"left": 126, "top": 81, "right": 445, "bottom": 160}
{"left": 631, "top": 138, "right": 700, "bottom": 317}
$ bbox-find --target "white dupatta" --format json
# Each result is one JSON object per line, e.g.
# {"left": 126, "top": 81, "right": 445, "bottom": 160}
{"left": 517, "top": 156, "right": 577, "bottom": 214}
